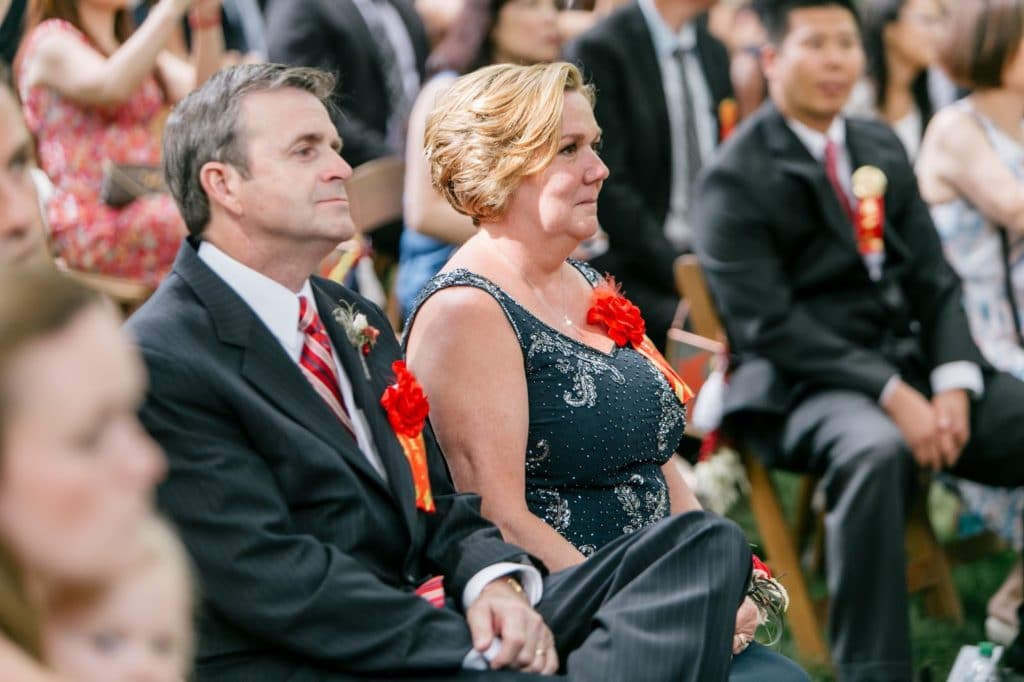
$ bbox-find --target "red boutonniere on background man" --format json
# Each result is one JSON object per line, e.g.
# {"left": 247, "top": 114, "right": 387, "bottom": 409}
{"left": 587, "top": 278, "right": 694, "bottom": 405}
{"left": 380, "top": 360, "right": 435, "bottom": 512}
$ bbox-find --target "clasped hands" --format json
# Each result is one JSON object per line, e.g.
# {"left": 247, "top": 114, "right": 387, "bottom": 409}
{"left": 884, "top": 381, "right": 970, "bottom": 471}
{"left": 466, "top": 577, "right": 559, "bottom": 674}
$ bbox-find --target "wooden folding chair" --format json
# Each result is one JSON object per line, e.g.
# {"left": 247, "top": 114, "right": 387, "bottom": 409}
{"left": 673, "top": 254, "right": 963, "bottom": 668}
{"left": 63, "top": 267, "right": 154, "bottom": 319}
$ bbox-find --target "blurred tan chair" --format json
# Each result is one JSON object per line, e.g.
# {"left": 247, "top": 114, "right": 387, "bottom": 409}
{"left": 63, "top": 267, "right": 153, "bottom": 319}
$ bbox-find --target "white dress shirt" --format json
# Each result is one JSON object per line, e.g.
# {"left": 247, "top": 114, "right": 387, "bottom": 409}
{"left": 638, "top": 0, "right": 715, "bottom": 251}
{"left": 197, "top": 242, "right": 542, "bottom": 666}
{"left": 784, "top": 117, "right": 984, "bottom": 402}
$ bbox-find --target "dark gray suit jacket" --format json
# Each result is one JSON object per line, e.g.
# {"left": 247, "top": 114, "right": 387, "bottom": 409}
{"left": 127, "top": 241, "right": 538, "bottom": 681}
{"left": 692, "top": 103, "right": 986, "bottom": 421}
{"left": 265, "top": 0, "right": 428, "bottom": 168}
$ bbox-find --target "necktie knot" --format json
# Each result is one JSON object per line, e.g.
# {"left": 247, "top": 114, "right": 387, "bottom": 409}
{"left": 298, "top": 297, "right": 324, "bottom": 335}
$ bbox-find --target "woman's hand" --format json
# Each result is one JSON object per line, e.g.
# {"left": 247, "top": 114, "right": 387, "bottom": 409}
{"left": 732, "top": 597, "right": 759, "bottom": 654}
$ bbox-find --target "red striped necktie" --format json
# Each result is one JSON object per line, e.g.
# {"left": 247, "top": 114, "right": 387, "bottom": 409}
{"left": 824, "top": 138, "right": 856, "bottom": 224}
{"left": 298, "top": 296, "right": 356, "bottom": 437}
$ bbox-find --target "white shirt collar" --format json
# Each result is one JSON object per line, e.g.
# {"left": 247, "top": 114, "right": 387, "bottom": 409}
{"left": 638, "top": 0, "right": 697, "bottom": 58}
{"left": 786, "top": 116, "right": 847, "bottom": 163}
{"left": 197, "top": 241, "right": 312, "bottom": 362}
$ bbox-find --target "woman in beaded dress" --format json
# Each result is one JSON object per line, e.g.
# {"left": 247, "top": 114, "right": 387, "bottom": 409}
{"left": 404, "top": 62, "right": 807, "bottom": 681}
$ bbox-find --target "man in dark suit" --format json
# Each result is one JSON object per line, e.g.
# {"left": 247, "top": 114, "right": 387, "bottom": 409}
{"left": 266, "top": 0, "right": 427, "bottom": 170}
{"left": 564, "top": 0, "right": 732, "bottom": 347}
{"left": 693, "top": 0, "right": 1024, "bottom": 679}
{"left": 128, "top": 62, "right": 764, "bottom": 682}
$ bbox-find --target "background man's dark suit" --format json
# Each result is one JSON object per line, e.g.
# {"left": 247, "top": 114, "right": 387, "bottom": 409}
{"left": 693, "top": 102, "right": 1024, "bottom": 679}
{"left": 563, "top": 4, "right": 732, "bottom": 345}
{"left": 128, "top": 241, "right": 753, "bottom": 682}
{"left": 266, "top": 0, "right": 428, "bottom": 170}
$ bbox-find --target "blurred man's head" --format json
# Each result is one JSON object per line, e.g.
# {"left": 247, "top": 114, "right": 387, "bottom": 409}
{"left": 0, "top": 63, "right": 48, "bottom": 266}
{"left": 755, "top": 0, "right": 864, "bottom": 132}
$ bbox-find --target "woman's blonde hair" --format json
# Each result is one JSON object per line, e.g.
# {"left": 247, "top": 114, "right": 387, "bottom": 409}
{"left": 424, "top": 61, "right": 595, "bottom": 225}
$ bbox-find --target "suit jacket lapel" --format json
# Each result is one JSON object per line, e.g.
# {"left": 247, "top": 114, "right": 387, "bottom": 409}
{"left": 312, "top": 283, "right": 419, "bottom": 536}
{"left": 173, "top": 244, "right": 393, "bottom": 497}
{"left": 763, "top": 107, "right": 859, "bottom": 252}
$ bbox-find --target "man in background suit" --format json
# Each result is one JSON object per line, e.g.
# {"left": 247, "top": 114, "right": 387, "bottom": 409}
{"left": 693, "top": 0, "right": 1024, "bottom": 679}
{"left": 128, "top": 62, "right": 760, "bottom": 681}
{"left": 266, "top": 0, "right": 427, "bottom": 169}
{"left": 564, "top": 0, "right": 732, "bottom": 347}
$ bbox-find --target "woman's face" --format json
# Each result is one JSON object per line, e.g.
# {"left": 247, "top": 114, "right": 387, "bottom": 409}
{"left": 45, "top": 563, "right": 191, "bottom": 682}
{"left": 491, "top": 0, "right": 562, "bottom": 66}
{"left": 0, "top": 306, "right": 165, "bottom": 584}
{"left": 506, "top": 90, "right": 609, "bottom": 243}
{"left": 884, "top": 0, "right": 946, "bottom": 70}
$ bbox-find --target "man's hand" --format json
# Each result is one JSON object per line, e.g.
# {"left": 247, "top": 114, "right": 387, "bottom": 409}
{"left": 466, "top": 578, "right": 558, "bottom": 674}
{"left": 733, "top": 597, "right": 759, "bottom": 654}
{"left": 883, "top": 380, "right": 943, "bottom": 470}
{"left": 931, "top": 389, "right": 970, "bottom": 468}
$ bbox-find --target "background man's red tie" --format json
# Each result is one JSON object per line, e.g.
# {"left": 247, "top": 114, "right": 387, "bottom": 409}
{"left": 824, "top": 138, "right": 856, "bottom": 225}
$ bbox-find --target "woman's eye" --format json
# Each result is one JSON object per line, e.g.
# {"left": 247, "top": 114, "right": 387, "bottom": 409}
{"left": 560, "top": 143, "right": 577, "bottom": 155}
{"left": 91, "top": 631, "right": 124, "bottom": 653}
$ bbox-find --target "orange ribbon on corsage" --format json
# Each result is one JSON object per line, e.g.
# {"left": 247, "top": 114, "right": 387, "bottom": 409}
{"left": 718, "top": 97, "right": 738, "bottom": 142}
{"left": 587, "top": 278, "right": 694, "bottom": 406}
{"left": 380, "top": 360, "right": 435, "bottom": 512}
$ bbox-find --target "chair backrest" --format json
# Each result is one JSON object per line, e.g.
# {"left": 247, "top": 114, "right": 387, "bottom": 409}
{"left": 673, "top": 254, "right": 726, "bottom": 341}
{"left": 347, "top": 156, "right": 405, "bottom": 234}
{"left": 63, "top": 268, "right": 154, "bottom": 319}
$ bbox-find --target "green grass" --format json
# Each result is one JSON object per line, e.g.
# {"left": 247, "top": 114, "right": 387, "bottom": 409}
{"left": 726, "top": 471, "right": 1018, "bottom": 681}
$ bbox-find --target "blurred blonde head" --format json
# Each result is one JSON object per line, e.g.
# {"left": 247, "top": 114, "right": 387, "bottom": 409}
{"left": 424, "top": 61, "right": 594, "bottom": 225}
{"left": 44, "top": 516, "right": 196, "bottom": 682}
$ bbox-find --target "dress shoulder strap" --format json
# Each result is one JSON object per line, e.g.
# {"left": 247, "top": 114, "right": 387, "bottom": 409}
{"left": 401, "top": 269, "right": 529, "bottom": 350}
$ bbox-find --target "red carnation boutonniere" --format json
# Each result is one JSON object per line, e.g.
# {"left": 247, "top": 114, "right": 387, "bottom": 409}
{"left": 587, "top": 278, "right": 646, "bottom": 347}
{"left": 587, "top": 277, "right": 693, "bottom": 404}
{"left": 380, "top": 360, "right": 435, "bottom": 512}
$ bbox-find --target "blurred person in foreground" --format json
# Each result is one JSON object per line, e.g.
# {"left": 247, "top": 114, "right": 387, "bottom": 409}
{"left": 0, "top": 266, "right": 166, "bottom": 680}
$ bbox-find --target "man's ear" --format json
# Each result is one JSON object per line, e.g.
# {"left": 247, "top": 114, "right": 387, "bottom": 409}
{"left": 199, "top": 161, "right": 244, "bottom": 217}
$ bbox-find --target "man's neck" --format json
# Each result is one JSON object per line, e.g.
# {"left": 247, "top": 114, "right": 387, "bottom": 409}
{"left": 202, "top": 225, "right": 327, "bottom": 294}
{"left": 652, "top": 0, "right": 702, "bottom": 32}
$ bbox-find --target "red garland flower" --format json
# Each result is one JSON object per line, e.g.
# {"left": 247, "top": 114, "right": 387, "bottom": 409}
{"left": 380, "top": 360, "right": 430, "bottom": 437}
{"left": 587, "top": 277, "right": 646, "bottom": 347}
{"left": 751, "top": 554, "right": 772, "bottom": 578}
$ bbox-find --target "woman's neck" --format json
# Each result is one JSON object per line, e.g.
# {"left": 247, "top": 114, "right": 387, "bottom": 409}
{"left": 477, "top": 228, "right": 569, "bottom": 284}
{"left": 970, "top": 89, "right": 1024, "bottom": 144}
{"left": 880, "top": 53, "right": 919, "bottom": 124}
{"left": 76, "top": 2, "right": 119, "bottom": 54}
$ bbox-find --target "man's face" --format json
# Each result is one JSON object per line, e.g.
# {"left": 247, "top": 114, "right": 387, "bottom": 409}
{"left": 0, "top": 89, "right": 48, "bottom": 265}
{"left": 232, "top": 88, "right": 354, "bottom": 257}
{"left": 764, "top": 5, "right": 865, "bottom": 131}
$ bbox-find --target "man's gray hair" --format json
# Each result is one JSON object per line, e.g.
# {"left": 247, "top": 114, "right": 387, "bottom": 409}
{"left": 162, "top": 63, "right": 336, "bottom": 237}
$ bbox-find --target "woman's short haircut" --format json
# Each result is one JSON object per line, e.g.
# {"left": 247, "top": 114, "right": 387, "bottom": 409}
{"left": 424, "top": 61, "right": 594, "bottom": 226}
{"left": 940, "top": 0, "right": 1024, "bottom": 90}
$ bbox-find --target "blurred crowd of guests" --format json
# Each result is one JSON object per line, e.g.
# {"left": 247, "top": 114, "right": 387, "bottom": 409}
{"left": 4, "top": 0, "right": 1024, "bottom": 680}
